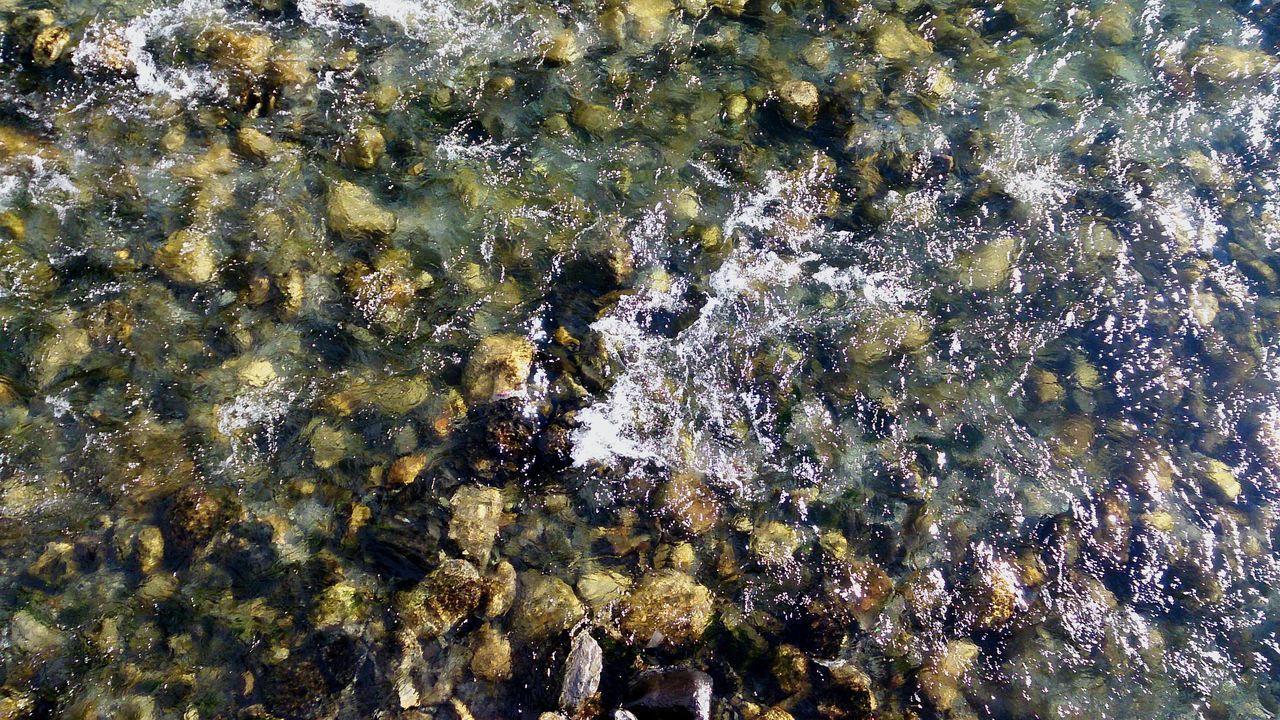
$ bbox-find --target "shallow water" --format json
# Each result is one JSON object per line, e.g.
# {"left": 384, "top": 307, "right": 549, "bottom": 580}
{"left": 1, "top": 0, "right": 1279, "bottom": 718}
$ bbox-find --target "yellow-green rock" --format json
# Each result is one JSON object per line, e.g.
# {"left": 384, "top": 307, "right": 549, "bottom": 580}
{"left": 154, "top": 229, "right": 220, "bottom": 285}
{"left": 327, "top": 181, "right": 397, "bottom": 241}
{"left": 873, "top": 18, "right": 933, "bottom": 61}
{"left": 619, "top": 570, "right": 713, "bottom": 648}
{"left": 463, "top": 334, "right": 534, "bottom": 405}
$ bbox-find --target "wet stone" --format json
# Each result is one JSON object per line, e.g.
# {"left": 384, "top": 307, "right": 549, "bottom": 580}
{"left": 470, "top": 623, "right": 512, "bottom": 682}
{"left": 449, "top": 485, "right": 504, "bottom": 561}
{"left": 482, "top": 560, "right": 518, "bottom": 618}
{"left": 235, "top": 127, "right": 276, "bottom": 160}
{"left": 154, "top": 229, "right": 220, "bottom": 285}
{"left": 918, "top": 639, "right": 979, "bottom": 712}
{"left": 463, "top": 334, "right": 535, "bottom": 405}
{"left": 398, "top": 559, "right": 485, "bottom": 638}
{"left": 560, "top": 630, "right": 603, "bottom": 716}
{"left": 388, "top": 453, "right": 427, "bottom": 486}
{"left": 165, "top": 485, "right": 229, "bottom": 551}
{"left": 327, "top": 181, "right": 397, "bottom": 242}
{"left": 873, "top": 18, "right": 932, "bottom": 61}
{"left": 777, "top": 80, "right": 819, "bottom": 128}
{"left": 9, "top": 610, "right": 66, "bottom": 656}
{"left": 771, "top": 644, "right": 810, "bottom": 695}
{"left": 31, "top": 25, "right": 70, "bottom": 66}
{"left": 134, "top": 525, "right": 165, "bottom": 574}
{"left": 619, "top": 570, "right": 713, "bottom": 648}
{"left": 624, "top": 668, "right": 713, "bottom": 720}
{"left": 510, "top": 571, "right": 584, "bottom": 640}
{"left": 748, "top": 521, "right": 801, "bottom": 567}
{"left": 343, "top": 125, "right": 386, "bottom": 170}
{"left": 260, "top": 658, "right": 334, "bottom": 720}
{"left": 1192, "top": 45, "right": 1278, "bottom": 83}
{"left": 0, "top": 0, "right": 1276, "bottom": 716}
{"left": 656, "top": 472, "right": 719, "bottom": 537}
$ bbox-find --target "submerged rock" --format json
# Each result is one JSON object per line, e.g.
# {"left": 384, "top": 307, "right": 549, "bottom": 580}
{"left": 465, "top": 397, "right": 541, "bottom": 479}
{"left": 918, "top": 639, "right": 979, "bottom": 712}
{"left": 165, "top": 485, "right": 229, "bottom": 551}
{"left": 560, "top": 630, "right": 604, "bottom": 716}
{"left": 32, "top": 25, "right": 70, "bottom": 66}
{"left": 135, "top": 525, "right": 165, "bottom": 574}
{"left": 398, "top": 559, "right": 485, "bottom": 638}
{"left": 481, "top": 560, "right": 518, "bottom": 618}
{"left": 260, "top": 657, "right": 333, "bottom": 720}
{"left": 748, "top": 521, "right": 801, "bottom": 567}
{"left": 822, "top": 556, "right": 893, "bottom": 622}
{"left": 1095, "top": 2, "right": 1135, "bottom": 45}
{"left": 470, "top": 624, "right": 513, "bottom": 682}
{"left": 235, "top": 127, "right": 276, "bottom": 160}
{"left": 343, "top": 125, "right": 386, "bottom": 170}
{"left": 388, "top": 453, "right": 427, "bottom": 485}
{"left": 619, "top": 570, "right": 713, "bottom": 648}
{"left": 957, "top": 235, "right": 1019, "bottom": 291}
{"left": 873, "top": 18, "right": 932, "bottom": 61}
{"left": 545, "top": 30, "right": 583, "bottom": 65}
{"left": 463, "top": 334, "right": 535, "bottom": 405}
{"left": 154, "top": 229, "right": 220, "bottom": 285}
{"left": 200, "top": 28, "right": 273, "bottom": 79}
{"left": 771, "top": 644, "right": 810, "bottom": 695}
{"left": 511, "top": 572, "right": 584, "bottom": 640}
{"left": 327, "top": 181, "right": 397, "bottom": 241}
{"left": 572, "top": 102, "right": 623, "bottom": 137}
{"left": 1191, "top": 45, "right": 1278, "bottom": 83}
{"left": 449, "top": 485, "right": 504, "bottom": 561}
{"left": 9, "top": 610, "right": 66, "bottom": 656}
{"left": 845, "top": 311, "right": 931, "bottom": 365}
{"left": 961, "top": 558, "right": 1022, "bottom": 630}
{"left": 1197, "top": 457, "right": 1241, "bottom": 502}
{"left": 624, "top": 0, "right": 674, "bottom": 40}
{"left": 656, "top": 472, "right": 719, "bottom": 537}
{"left": 777, "top": 80, "right": 819, "bottom": 128}
{"left": 577, "top": 569, "right": 631, "bottom": 612}
{"left": 624, "top": 668, "right": 712, "bottom": 720}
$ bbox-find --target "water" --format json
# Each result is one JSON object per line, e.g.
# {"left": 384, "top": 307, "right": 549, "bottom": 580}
{"left": 1, "top": 0, "right": 1279, "bottom": 718}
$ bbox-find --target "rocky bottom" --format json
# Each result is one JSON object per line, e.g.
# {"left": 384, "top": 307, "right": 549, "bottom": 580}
{"left": 2, "top": 0, "right": 1280, "bottom": 718}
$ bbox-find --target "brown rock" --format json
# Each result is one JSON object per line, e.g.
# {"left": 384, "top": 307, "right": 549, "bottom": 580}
{"left": 656, "top": 472, "right": 719, "bottom": 536}
{"left": 388, "top": 453, "right": 427, "bottom": 485}
{"left": 470, "top": 624, "right": 512, "bottom": 681}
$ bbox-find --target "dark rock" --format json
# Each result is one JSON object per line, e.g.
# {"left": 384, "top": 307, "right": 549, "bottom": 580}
{"left": 311, "top": 629, "right": 363, "bottom": 690}
{"left": 623, "top": 668, "right": 712, "bottom": 720}
{"left": 165, "top": 485, "right": 231, "bottom": 553}
{"left": 260, "top": 658, "right": 334, "bottom": 720}
{"left": 465, "top": 397, "right": 541, "bottom": 480}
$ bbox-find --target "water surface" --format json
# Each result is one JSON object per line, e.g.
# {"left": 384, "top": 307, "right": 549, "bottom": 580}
{"left": 1, "top": 0, "right": 1279, "bottom": 718}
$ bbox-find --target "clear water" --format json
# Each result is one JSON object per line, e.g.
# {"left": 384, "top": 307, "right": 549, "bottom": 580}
{"left": 1, "top": 0, "right": 1279, "bottom": 718}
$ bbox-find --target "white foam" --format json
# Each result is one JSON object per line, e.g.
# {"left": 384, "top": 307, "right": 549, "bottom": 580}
{"left": 74, "top": 0, "right": 227, "bottom": 102}
{"left": 569, "top": 164, "right": 858, "bottom": 495}
{"left": 299, "top": 0, "right": 546, "bottom": 68}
